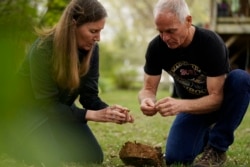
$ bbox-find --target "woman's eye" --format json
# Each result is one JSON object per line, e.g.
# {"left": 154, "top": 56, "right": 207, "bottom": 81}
{"left": 90, "top": 30, "right": 97, "bottom": 33}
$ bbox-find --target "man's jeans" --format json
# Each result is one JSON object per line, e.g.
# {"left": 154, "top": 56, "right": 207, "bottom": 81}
{"left": 165, "top": 69, "right": 250, "bottom": 165}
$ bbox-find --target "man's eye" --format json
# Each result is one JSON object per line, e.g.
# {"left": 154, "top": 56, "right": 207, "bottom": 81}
{"left": 168, "top": 30, "right": 176, "bottom": 34}
{"left": 159, "top": 30, "right": 175, "bottom": 35}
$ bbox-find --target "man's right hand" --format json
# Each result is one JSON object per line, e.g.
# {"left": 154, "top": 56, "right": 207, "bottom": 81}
{"left": 140, "top": 98, "right": 158, "bottom": 116}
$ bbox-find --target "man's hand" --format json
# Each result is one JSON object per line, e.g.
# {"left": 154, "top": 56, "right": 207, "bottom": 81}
{"left": 155, "top": 97, "right": 182, "bottom": 117}
{"left": 140, "top": 98, "right": 158, "bottom": 116}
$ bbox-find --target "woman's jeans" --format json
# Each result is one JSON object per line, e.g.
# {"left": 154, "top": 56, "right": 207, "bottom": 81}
{"left": 165, "top": 69, "right": 250, "bottom": 165}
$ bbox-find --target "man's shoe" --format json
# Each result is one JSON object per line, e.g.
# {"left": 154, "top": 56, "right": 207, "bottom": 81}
{"left": 193, "top": 145, "right": 227, "bottom": 167}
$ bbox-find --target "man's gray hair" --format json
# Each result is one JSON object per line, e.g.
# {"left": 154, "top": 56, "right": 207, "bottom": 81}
{"left": 153, "top": 0, "right": 190, "bottom": 23}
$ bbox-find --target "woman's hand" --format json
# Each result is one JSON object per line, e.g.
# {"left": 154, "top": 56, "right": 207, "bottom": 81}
{"left": 109, "top": 105, "right": 134, "bottom": 124}
{"left": 86, "top": 105, "right": 134, "bottom": 124}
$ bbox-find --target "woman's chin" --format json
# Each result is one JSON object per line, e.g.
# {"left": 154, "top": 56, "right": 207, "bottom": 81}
{"left": 79, "top": 45, "right": 92, "bottom": 51}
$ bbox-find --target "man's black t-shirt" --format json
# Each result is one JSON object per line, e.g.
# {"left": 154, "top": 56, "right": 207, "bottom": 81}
{"left": 144, "top": 26, "right": 230, "bottom": 99}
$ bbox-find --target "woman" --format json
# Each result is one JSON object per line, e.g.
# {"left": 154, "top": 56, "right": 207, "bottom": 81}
{"left": 7, "top": 0, "right": 134, "bottom": 166}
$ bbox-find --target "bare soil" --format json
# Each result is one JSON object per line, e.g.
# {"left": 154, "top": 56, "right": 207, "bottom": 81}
{"left": 119, "top": 141, "right": 163, "bottom": 167}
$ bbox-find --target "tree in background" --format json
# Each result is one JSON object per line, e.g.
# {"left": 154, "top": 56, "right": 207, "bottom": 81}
{"left": 39, "top": 0, "right": 69, "bottom": 26}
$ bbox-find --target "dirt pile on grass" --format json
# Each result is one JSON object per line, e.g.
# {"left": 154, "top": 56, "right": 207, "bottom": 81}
{"left": 119, "top": 141, "right": 163, "bottom": 167}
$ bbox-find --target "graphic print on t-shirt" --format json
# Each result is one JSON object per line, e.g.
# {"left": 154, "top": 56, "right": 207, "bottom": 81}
{"left": 168, "top": 61, "right": 208, "bottom": 96}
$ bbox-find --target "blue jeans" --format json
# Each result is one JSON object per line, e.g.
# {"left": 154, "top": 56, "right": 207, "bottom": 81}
{"left": 165, "top": 69, "right": 250, "bottom": 165}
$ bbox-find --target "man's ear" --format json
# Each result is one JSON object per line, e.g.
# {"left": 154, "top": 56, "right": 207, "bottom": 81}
{"left": 186, "top": 15, "right": 192, "bottom": 27}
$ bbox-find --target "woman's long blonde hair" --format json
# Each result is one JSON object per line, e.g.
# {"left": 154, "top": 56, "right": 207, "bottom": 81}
{"left": 37, "top": 0, "right": 107, "bottom": 91}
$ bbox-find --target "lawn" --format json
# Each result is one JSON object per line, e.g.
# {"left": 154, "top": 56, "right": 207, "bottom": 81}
{"left": 0, "top": 89, "right": 249, "bottom": 167}
{"left": 91, "top": 89, "right": 250, "bottom": 167}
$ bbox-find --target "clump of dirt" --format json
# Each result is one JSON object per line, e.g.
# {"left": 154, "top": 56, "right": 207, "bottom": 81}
{"left": 119, "top": 141, "right": 163, "bottom": 167}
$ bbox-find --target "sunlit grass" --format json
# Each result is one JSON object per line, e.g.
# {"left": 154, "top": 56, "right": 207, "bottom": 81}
{"left": 0, "top": 89, "right": 249, "bottom": 167}
{"left": 91, "top": 89, "right": 250, "bottom": 167}
{"left": 90, "top": 89, "right": 172, "bottom": 167}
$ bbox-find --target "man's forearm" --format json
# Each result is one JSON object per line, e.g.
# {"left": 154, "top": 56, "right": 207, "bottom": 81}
{"left": 138, "top": 89, "right": 157, "bottom": 104}
{"left": 181, "top": 94, "right": 223, "bottom": 114}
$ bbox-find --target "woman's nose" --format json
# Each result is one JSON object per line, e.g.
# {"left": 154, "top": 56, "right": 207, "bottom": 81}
{"left": 94, "top": 33, "right": 101, "bottom": 41}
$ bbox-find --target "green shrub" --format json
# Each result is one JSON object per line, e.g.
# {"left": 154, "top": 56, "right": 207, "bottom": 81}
{"left": 113, "top": 67, "right": 138, "bottom": 89}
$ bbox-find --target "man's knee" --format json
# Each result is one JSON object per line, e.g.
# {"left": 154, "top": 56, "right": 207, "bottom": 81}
{"left": 225, "top": 69, "right": 250, "bottom": 91}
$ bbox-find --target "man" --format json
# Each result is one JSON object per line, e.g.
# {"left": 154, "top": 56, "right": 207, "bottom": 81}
{"left": 138, "top": 0, "right": 250, "bottom": 166}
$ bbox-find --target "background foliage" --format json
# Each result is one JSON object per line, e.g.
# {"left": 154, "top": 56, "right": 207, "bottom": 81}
{"left": 0, "top": 0, "right": 210, "bottom": 90}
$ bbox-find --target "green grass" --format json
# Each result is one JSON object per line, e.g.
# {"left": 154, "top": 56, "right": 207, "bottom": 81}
{"left": 1, "top": 89, "right": 249, "bottom": 167}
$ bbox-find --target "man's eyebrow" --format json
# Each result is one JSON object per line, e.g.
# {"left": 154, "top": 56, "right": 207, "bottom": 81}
{"left": 157, "top": 28, "right": 177, "bottom": 32}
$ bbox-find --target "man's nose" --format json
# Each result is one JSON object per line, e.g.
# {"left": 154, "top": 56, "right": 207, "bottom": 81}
{"left": 161, "top": 32, "right": 170, "bottom": 41}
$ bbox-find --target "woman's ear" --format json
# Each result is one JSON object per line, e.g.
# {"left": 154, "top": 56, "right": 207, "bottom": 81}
{"left": 72, "top": 19, "right": 77, "bottom": 26}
